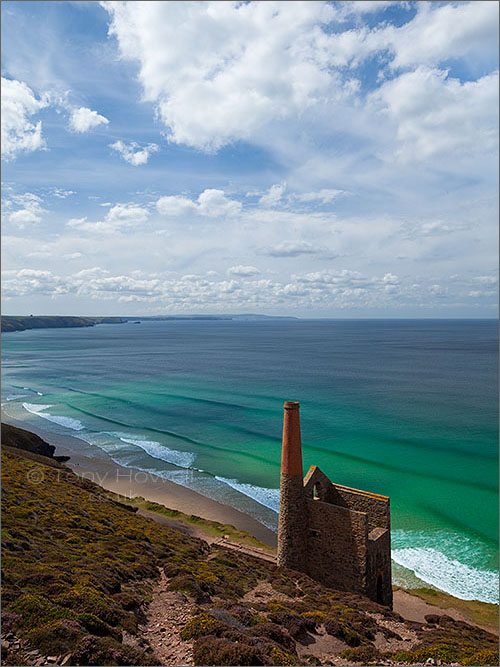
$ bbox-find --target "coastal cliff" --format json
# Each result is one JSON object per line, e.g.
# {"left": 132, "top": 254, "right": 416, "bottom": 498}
{"left": 1, "top": 316, "right": 125, "bottom": 333}
{"left": 1, "top": 441, "right": 498, "bottom": 666}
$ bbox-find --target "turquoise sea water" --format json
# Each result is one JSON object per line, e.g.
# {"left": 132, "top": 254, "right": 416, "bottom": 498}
{"left": 2, "top": 319, "right": 498, "bottom": 603}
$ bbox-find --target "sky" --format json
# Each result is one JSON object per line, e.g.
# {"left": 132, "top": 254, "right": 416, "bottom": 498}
{"left": 1, "top": 0, "right": 498, "bottom": 318}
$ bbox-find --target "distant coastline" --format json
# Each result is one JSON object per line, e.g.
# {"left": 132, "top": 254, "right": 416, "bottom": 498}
{"left": 1, "top": 313, "right": 298, "bottom": 333}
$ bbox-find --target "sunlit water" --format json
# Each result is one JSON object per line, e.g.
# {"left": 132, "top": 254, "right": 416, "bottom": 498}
{"left": 2, "top": 319, "right": 498, "bottom": 602}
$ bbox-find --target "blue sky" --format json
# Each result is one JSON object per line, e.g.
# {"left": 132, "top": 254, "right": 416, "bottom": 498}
{"left": 2, "top": 0, "right": 498, "bottom": 317}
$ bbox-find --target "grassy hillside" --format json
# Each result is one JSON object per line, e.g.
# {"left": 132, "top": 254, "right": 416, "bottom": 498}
{"left": 2, "top": 446, "right": 498, "bottom": 666}
{"left": 1, "top": 316, "right": 124, "bottom": 332}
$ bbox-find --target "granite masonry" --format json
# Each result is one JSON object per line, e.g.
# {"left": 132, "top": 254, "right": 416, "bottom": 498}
{"left": 277, "top": 401, "right": 393, "bottom": 608}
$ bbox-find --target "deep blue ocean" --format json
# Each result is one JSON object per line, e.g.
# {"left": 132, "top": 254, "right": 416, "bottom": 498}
{"left": 2, "top": 319, "right": 498, "bottom": 603}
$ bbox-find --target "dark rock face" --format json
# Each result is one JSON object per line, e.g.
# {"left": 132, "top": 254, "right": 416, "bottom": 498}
{"left": 1, "top": 423, "right": 57, "bottom": 459}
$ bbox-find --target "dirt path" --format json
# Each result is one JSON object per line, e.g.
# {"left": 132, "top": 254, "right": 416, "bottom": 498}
{"left": 138, "top": 508, "right": 276, "bottom": 562}
{"left": 139, "top": 568, "right": 195, "bottom": 666}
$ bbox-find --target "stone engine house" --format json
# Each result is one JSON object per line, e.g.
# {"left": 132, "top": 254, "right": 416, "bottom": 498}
{"left": 277, "top": 401, "right": 393, "bottom": 608}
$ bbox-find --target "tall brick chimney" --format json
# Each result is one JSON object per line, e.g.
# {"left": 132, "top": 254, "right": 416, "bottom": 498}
{"left": 277, "top": 401, "right": 308, "bottom": 570}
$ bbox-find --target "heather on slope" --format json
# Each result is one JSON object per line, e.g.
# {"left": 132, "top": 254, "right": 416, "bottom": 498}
{"left": 2, "top": 447, "right": 498, "bottom": 666}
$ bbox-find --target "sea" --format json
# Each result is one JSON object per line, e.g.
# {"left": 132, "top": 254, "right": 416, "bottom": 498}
{"left": 1, "top": 318, "right": 498, "bottom": 604}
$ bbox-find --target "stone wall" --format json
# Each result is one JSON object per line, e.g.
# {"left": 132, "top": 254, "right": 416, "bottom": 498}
{"left": 328, "top": 483, "right": 390, "bottom": 532}
{"left": 366, "top": 527, "right": 393, "bottom": 608}
{"left": 306, "top": 497, "right": 368, "bottom": 595}
{"left": 277, "top": 472, "right": 308, "bottom": 571}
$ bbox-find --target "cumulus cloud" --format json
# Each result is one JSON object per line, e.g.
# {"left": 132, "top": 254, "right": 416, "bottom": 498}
{"left": 371, "top": 68, "right": 499, "bottom": 161}
{"left": 69, "top": 106, "right": 109, "bottom": 133}
{"left": 259, "top": 184, "right": 285, "bottom": 207}
{"left": 102, "top": 0, "right": 339, "bottom": 150}
{"left": 67, "top": 203, "right": 149, "bottom": 234}
{"left": 101, "top": 0, "right": 498, "bottom": 163}
{"left": 1, "top": 77, "right": 49, "bottom": 160}
{"left": 110, "top": 139, "right": 159, "bottom": 165}
{"left": 198, "top": 189, "right": 242, "bottom": 217}
{"left": 7, "top": 193, "right": 45, "bottom": 228}
{"left": 227, "top": 265, "right": 260, "bottom": 277}
{"left": 156, "top": 189, "right": 241, "bottom": 218}
{"left": 6, "top": 264, "right": 490, "bottom": 313}
{"left": 156, "top": 195, "right": 198, "bottom": 217}
{"left": 386, "top": 1, "right": 499, "bottom": 69}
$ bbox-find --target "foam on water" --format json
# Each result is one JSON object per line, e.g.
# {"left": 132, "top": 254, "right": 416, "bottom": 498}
{"left": 391, "top": 529, "right": 499, "bottom": 604}
{"left": 392, "top": 546, "right": 499, "bottom": 604}
{"left": 22, "top": 387, "right": 43, "bottom": 395}
{"left": 22, "top": 403, "right": 85, "bottom": 431}
{"left": 6, "top": 394, "right": 28, "bottom": 401}
{"left": 215, "top": 476, "right": 280, "bottom": 513}
{"left": 118, "top": 436, "right": 196, "bottom": 469}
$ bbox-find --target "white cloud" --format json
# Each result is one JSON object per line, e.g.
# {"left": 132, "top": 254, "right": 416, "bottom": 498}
{"left": 197, "top": 189, "right": 242, "bottom": 217}
{"left": 259, "top": 184, "right": 285, "bottom": 207}
{"left": 69, "top": 106, "right": 109, "bottom": 133}
{"left": 294, "top": 189, "right": 346, "bottom": 204}
{"left": 7, "top": 264, "right": 489, "bottom": 313}
{"left": 156, "top": 189, "right": 241, "bottom": 218}
{"left": 102, "top": 0, "right": 339, "bottom": 150}
{"left": 51, "top": 188, "right": 75, "bottom": 199}
{"left": 227, "top": 265, "right": 260, "bottom": 277}
{"left": 387, "top": 1, "right": 499, "bottom": 69}
{"left": 7, "top": 192, "right": 45, "bottom": 228}
{"left": 371, "top": 68, "right": 499, "bottom": 161}
{"left": 9, "top": 209, "right": 41, "bottom": 227}
{"left": 1, "top": 77, "right": 48, "bottom": 160}
{"left": 260, "top": 241, "right": 328, "bottom": 257}
{"left": 67, "top": 203, "right": 149, "bottom": 234}
{"left": 110, "top": 139, "right": 159, "bottom": 165}
{"left": 156, "top": 195, "right": 198, "bottom": 217}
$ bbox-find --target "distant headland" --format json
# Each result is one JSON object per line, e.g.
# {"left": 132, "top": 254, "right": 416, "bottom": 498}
{"left": 1, "top": 314, "right": 298, "bottom": 332}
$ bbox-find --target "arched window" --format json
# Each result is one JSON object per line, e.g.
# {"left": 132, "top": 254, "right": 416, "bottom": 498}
{"left": 313, "top": 483, "right": 321, "bottom": 500}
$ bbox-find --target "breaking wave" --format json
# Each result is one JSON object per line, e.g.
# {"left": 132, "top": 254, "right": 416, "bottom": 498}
{"left": 22, "top": 403, "right": 85, "bottom": 431}
{"left": 391, "top": 530, "right": 499, "bottom": 604}
{"left": 215, "top": 476, "right": 280, "bottom": 513}
{"left": 117, "top": 436, "right": 196, "bottom": 469}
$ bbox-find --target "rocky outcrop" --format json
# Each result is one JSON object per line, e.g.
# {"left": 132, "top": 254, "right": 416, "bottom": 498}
{"left": 1, "top": 423, "right": 69, "bottom": 462}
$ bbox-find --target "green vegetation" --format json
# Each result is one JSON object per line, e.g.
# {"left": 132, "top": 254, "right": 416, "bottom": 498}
{"left": 399, "top": 586, "right": 499, "bottom": 630}
{"left": 1, "top": 316, "right": 124, "bottom": 332}
{"left": 116, "top": 495, "right": 276, "bottom": 553}
{"left": 1, "top": 448, "right": 203, "bottom": 665}
{"left": 2, "top": 446, "right": 498, "bottom": 666}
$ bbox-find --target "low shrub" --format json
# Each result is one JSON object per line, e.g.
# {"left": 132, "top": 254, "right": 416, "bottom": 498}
{"left": 250, "top": 622, "right": 295, "bottom": 650}
{"left": 71, "top": 634, "right": 150, "bottom": 666}
{"left": 180, "top": 612, "right": 226, "bottom": 640}
{"left": 193, "top": 635, "right": 265, "bottom": 665}
{"left": 340, "top": 645, "right": 381, "bottom": 663}
{"left": 26, "top": 619, "right": 83, "bottom": 654}
{"left": 269, "top": 645, "right": 297, "bottom": 665}
{"left": 462, "top": 648, "right": 499, "bottom": 666}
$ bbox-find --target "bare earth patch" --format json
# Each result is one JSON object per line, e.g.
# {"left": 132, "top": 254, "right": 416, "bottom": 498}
{"left": 139, "top": 569, "right": 195, "bottom": 666}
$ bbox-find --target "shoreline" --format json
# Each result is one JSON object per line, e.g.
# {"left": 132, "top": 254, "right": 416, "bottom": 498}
{"left": 2, "top": 416, "right": 498, "bottom": 635}
{"left": 1, "top": 416, "right": 277, "bottom": 547}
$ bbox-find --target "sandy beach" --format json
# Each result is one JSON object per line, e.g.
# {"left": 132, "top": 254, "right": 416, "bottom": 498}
{"left": 1, "top": 416, "right": 277, "bottom": 547}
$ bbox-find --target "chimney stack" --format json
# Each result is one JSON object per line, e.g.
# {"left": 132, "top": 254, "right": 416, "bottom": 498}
{"left": 277, "top": 401, "right": 308, "bottom": 570}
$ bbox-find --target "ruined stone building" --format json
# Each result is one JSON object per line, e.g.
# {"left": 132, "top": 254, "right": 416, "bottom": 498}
{"left": 277, "top": 401, "right": 393, "bottom": 608}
